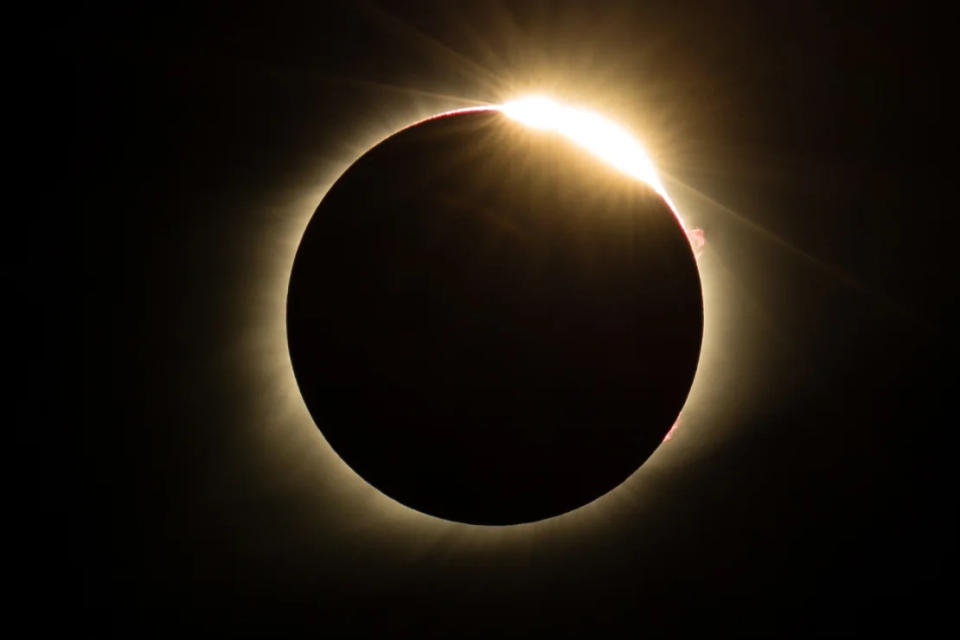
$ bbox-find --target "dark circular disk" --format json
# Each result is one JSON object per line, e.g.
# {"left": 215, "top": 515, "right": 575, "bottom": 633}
{"left": 287, "top": 108, "right": 703, "bottom": 525}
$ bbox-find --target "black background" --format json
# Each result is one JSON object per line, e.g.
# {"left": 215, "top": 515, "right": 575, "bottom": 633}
{"left": 41, "top": 0, "right": 959, "bottom": 635}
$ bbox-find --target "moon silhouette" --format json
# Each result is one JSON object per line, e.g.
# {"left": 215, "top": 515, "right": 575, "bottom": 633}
{"left": 287, "top": 108, "right": 703, "bottom": 525}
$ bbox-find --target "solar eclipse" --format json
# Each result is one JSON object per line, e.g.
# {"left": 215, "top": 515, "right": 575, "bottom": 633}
{"left": 287, "top": 103, "right": 703, "bottom": 524}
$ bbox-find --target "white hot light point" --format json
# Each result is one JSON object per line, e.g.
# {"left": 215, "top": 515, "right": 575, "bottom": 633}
{"left": 500, "top": 96, "right": 678, "bottom": 223}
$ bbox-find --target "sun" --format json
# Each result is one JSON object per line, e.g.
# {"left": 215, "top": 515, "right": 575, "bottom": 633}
{"left": 286, "top": 103, "right": 704, "bottom": 524}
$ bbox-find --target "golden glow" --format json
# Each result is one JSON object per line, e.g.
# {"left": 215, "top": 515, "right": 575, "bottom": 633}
{"left": 500, "top": 96, "right": 679, "bottom": 224}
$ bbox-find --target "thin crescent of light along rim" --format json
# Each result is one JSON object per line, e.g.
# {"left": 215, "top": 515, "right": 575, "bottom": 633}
{"left": 395, "top": 98, "right": 689, "bottom": 232}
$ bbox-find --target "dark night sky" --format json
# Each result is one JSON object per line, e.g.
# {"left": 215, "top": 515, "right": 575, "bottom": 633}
{"left": 46, "top": 0, "right": 959, "bottom": 635}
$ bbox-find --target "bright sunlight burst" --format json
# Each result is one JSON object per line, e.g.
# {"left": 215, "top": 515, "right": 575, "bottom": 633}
{"left": 500, "top": 96, "right": 677, "bottom": 220}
